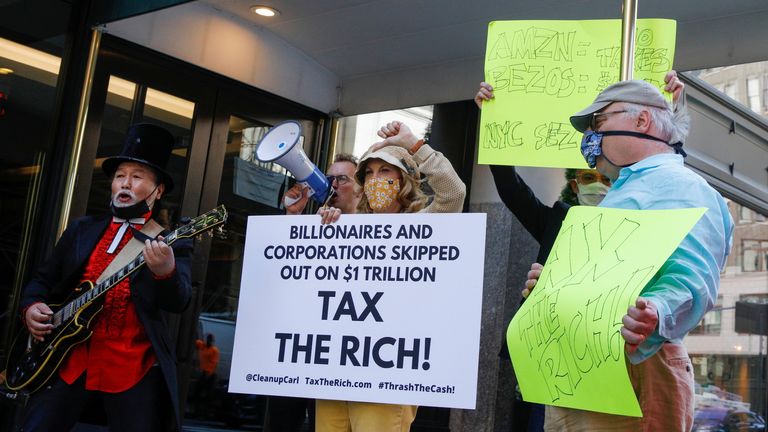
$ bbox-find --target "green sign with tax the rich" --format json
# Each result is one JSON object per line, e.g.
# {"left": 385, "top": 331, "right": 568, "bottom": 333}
{"left": 507, "top": 206, "right": 704, "bottom": 417}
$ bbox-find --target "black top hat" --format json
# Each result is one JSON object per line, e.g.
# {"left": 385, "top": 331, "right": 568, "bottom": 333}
{"left": 102, "top": 123, "right": 176, "bottom": 192}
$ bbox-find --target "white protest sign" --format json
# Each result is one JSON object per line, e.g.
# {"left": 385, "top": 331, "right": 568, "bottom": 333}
{"left": 229, "top": 213, "right": 486, "bottom": 408}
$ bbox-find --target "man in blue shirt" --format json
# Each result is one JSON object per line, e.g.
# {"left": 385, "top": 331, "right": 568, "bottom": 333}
{"left": 538, "top": 80, "right": 734, "bottom": 431}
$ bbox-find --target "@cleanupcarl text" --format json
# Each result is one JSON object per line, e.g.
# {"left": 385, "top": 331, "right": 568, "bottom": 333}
{"left": 244, "top": 373, "right": 455, "bottom": 393}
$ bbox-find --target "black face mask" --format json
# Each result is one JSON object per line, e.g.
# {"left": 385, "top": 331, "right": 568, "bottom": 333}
{"left": 110, "top": 199, "right": 151, "bottom": 220}
{"left": 110, "top": 185, "right": 158, "bottom": 219}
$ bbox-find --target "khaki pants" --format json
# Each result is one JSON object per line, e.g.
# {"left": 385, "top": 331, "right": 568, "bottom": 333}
{"left": 315, "top": 400, "right": 417, "bottom": 432}
{"left": 544, "top": 343, "right": 694, "bottom": 432}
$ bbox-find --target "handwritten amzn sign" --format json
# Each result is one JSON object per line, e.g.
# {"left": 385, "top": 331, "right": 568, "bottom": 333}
{"left": 478, "top": 19, "right": 676, "bottom": 168}
{"left": 507, "top": 206, "right": 703, "bottom": 416}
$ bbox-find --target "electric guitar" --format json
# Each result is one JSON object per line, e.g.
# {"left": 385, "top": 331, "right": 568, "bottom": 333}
{"left": 4, "top": 205, "right": 228, "bottom": 393}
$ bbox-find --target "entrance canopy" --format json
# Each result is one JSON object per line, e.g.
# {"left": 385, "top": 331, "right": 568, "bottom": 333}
{"left": 104, "top": 0, "right": 768, "bottom": 115}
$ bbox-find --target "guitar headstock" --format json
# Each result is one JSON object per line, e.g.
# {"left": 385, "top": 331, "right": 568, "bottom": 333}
{"left": 173, "top": 205, "right": 228, "bottom": 241}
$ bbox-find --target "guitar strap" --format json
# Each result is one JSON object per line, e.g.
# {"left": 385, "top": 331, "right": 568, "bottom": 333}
{"left": 96, "top": 220, "right": 164, "bottom": 284}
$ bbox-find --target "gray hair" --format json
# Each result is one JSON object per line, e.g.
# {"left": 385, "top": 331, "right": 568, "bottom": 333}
{"left": 623, "top": 101, "right": 690, "bottom": 145}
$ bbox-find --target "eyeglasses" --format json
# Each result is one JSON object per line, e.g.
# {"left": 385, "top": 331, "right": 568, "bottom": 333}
{"left": 326, "top": 174, "right": 351, "bottom": 185}
{"left": 575, "top": 170, "right": 611, "bottom": 186}
{"left": 589, "top": 110, "right": 628, "bottom": 131}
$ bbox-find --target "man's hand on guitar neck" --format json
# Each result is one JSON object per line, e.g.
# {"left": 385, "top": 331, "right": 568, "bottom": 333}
{"left": 25, "top": 303, "right": 53, "bottom": 342}
{"left": 144, "top": 236, "right": 176, "bottom": 279}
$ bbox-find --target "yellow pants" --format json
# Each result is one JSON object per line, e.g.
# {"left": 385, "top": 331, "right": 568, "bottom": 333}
{"left": 315, "top": 400, "right": 418, "bottom": 432}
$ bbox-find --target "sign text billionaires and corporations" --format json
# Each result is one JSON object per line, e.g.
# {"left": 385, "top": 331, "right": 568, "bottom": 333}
{"left": 229, "top": 213, "right": 487, "bottom": 408}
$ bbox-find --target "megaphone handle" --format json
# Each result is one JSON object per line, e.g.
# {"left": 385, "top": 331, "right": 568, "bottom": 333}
{"left": 284, "top": 195, "right": 301, "bottom": 207}
{"left": 284, "top": 182, "right": 314, "bottom": 207}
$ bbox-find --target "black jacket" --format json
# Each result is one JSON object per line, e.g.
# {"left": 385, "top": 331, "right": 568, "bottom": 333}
{"left": 490, "top": 165, "right": 571, "bottom": 361}
{"left": 20, "top": 214, "right": 193, "bottom": 430}
{"left": 490, "top": 165, "right": 570, "bottom": 263}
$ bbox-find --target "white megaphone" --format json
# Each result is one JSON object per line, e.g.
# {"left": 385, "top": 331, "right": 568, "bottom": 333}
{"left": 255, "top": 120, "right": 331, "bottom": 206}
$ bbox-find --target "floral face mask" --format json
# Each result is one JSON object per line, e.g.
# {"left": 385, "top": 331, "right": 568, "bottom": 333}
{"left": 364, "top": 177, "right": 401, "bottom": 211}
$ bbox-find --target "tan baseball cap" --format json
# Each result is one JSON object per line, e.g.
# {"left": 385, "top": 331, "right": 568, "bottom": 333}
{"left": 570, "top": 80, "right": 671, "bottom": 132}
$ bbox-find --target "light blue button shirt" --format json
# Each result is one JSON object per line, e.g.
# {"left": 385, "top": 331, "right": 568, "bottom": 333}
{"left": 599, "top": 153, "right": 734, "bottom": 364}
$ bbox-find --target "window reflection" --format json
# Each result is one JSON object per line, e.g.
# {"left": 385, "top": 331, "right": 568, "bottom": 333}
{"left": 185, "top": 115, "right": 293, "bottom": 429}
{"left": 690, "top": 297, "right": 722, "bottom": 336}
{"left": 0, "top": 36, "right": 63, "bottom": 354}
{"left": 688, "top": 199, "right": 768, "bottom": 427}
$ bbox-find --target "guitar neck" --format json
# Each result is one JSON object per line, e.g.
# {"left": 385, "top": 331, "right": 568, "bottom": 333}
{"left": 51, "top": 231, "right": 179, "bottom": 327}
{"left": 97, "top": 229, "right": 179, "bottom": 292}
{"left": 50, "top": 205, "right": 226, "bottom": 327}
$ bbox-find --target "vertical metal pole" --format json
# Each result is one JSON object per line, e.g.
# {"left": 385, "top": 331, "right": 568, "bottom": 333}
{"left": 764, "top": 334, "right": 768, "bottom": 423}
{"left": 327, "top": 117, "right": 340, "bottom": 171}
{"left": 57, "top": 28, "right": 102, "bottom": 238}
{"left": 620, "top": 0, "right": 638, "bottom": 80}
{"left": 4, "top": 152, "right": 46, "bottom": 355}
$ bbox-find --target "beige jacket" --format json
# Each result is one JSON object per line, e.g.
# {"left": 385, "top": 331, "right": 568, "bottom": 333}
{"left": 412, "top": 144, "right": 466, "bottom": 213}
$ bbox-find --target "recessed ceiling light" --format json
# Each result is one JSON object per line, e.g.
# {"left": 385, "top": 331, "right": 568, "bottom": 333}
{"left": 250, "top": 5, "right": 279, "bottom": 17}
{"left": 0, "top": 67, "right": 14, "bottom": 75}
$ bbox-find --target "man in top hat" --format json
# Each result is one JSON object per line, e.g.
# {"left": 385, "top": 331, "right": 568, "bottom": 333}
{"left": 530, "top": 80, "right": 733, "bottom": 431}
{"left": 15, "top": 123, "right": 192, "bottom": 432}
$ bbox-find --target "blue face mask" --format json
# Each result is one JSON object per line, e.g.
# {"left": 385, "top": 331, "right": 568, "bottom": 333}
{"left": 580, "top": 131, "right": 603, "bottom": 168}
{"left": 580, "top": 130, "right": 676, "bottom": 168}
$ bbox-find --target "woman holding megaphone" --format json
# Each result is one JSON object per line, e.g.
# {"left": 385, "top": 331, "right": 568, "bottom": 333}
{"left": 315, "top": 121, "right": 466, "bottom": 431}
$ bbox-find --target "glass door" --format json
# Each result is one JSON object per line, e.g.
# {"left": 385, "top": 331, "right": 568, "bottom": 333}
{"left": 183, "top": 89, "right": 325, "bottom": 431}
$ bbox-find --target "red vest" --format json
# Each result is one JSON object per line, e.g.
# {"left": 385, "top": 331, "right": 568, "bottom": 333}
{"left": 59, "top": 220, "right": 157, "bottom": 393}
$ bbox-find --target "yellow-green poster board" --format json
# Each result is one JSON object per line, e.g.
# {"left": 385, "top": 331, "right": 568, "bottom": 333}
{"left": 507, "top": 206, "right": 704, "bottom": 416}
{"left": 478, "top": 19, "right": 676, "bottom": 168}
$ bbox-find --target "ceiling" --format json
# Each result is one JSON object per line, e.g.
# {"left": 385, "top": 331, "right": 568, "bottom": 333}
{"left": 205, "top": 0, "right": 768, "bottom": 81}
{"left": 107, "top": 0, "right": 768, "bottom": 114}
{"left": 4, "top": 0, "right": 768, "bottom": 115}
